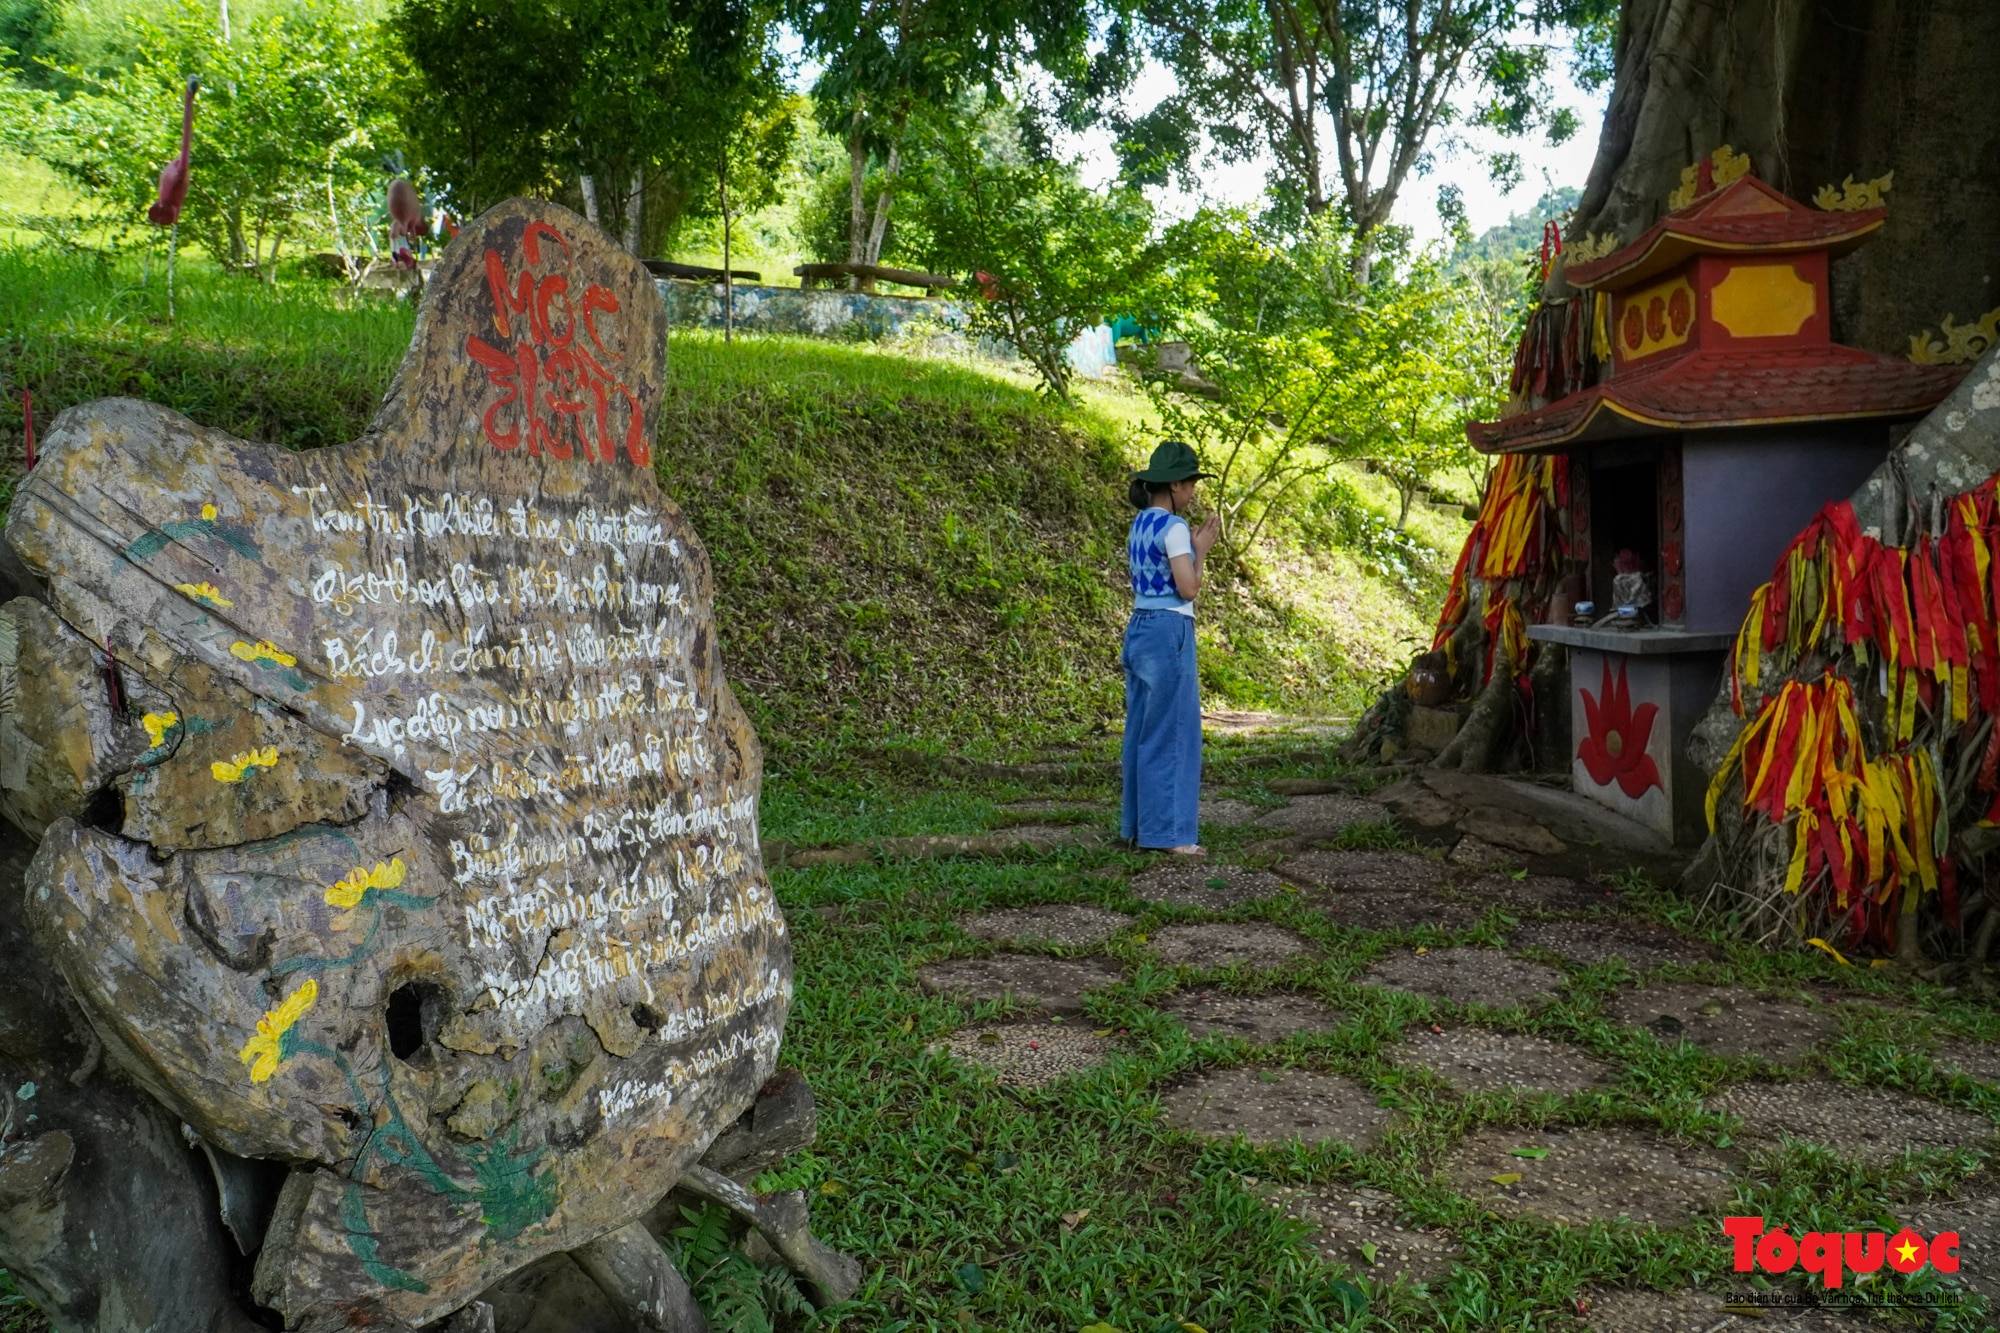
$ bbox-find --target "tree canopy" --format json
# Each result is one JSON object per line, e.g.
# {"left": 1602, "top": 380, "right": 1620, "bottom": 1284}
{"left": 394, "top": 0, "right": 791, "bottom": 251}
{"left": 1116, "top": 0, "right": 1614, "bottom": 260}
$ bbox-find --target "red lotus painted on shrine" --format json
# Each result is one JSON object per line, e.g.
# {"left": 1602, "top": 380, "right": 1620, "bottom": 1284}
{"left": 1578, "top": 658, "right": 1663, "bottom": 798}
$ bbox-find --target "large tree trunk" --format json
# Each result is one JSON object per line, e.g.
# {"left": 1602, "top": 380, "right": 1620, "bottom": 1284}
{"left": 1572, "top": 0, "right": 2000, "bottom": 350}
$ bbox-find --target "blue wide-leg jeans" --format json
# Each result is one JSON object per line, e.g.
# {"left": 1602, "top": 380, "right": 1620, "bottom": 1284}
{"left": 1121, "top": 609, "right": 1201, "bottom": 848}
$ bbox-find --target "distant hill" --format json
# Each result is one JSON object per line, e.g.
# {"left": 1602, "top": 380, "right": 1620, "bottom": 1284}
{"left": 1452, "top": 186, "right": 1582, "bottom": 268}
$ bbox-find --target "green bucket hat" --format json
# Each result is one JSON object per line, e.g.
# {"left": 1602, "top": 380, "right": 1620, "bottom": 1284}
{"left": 1134, "top": 439, "right": 1215, "bottom": 483}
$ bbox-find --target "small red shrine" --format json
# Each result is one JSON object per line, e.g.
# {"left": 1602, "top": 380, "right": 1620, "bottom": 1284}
{"left": 1470, "top": 163, "right": 1966, "bottom": 845}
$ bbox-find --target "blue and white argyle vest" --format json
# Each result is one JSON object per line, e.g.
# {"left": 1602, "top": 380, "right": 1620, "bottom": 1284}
{"left": 1128, "top": 508, "right": 1191, "bottom": 610}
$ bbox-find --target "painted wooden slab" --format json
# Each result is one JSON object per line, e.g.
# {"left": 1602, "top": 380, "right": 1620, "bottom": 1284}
{"left": 3, "top": 200, "right": 790, "bottom": 1330}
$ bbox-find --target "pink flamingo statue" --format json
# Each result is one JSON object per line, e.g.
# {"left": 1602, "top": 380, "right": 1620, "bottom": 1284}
{"left": 147, "top": 75, "right": 200, "bottom": 320}
{"left": 387, "top": 178, "right": 427, "bottom": 272}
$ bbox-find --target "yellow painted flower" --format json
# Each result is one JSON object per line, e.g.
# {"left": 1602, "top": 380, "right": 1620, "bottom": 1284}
{"left": 325, "top": 858, "right": 407, "bottom": 909}
{"left": 211, "top": 746, "right": 280, "bottom": 783}
{"left": 201, "top": 503, "right": 218, "bottom": 521}
{"left": 141, "top": 711, "right": 180, "bottom": 749}
{"left": 176, "top": 581, "right": 233, "bottom": 609}
{"left": 230, "top": 640, "right": 296, "bottom": 668}
{"left": 238, "top": 978, "right": 317, "bottom": 1083}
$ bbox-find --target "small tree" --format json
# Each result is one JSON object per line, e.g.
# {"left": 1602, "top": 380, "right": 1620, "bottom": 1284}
{"left": 395, "top": 0, "right": 789, "bottom": 255}
{"left": 1144, "top": 211, "right": 1497, "bottom": 547}
{"left": 908, "top": 114, "right": 1157, "bottom": 400}
{"left": 786, "top": 0, "right": 1094, "bottom": 272}
{"left": 10, "top": 0, "right": 398, "bottom": 277}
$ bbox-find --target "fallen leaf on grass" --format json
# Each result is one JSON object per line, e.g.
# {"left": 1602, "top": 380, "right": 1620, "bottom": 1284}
{"left": 1489, "top": 1172, "right": 1522, "bottom": 1185}
{"left": 1095, "top": 1028, "right": 1115, "bottom": 1036}
{"left": 818, "top": 1180, "right": 845, "bottom": 1195}
{"left": 1078, "top": 1324, "right": 1123, "bottom": 1333}
{"left": 955, "top": 1263, "right": 985, "bottom": 1294}
{"left": 1061, "top": 1208, "right": 1091, "bottom": 1230}
{"left": 1358, "top": 1241, "right": 1378, "bottom": 1265}
{"left": 1509, "top": 1147, "right": 1549, "bottom": 1159}
{"left": 901, "top": 1015, "right": 915, "bottom": 1034}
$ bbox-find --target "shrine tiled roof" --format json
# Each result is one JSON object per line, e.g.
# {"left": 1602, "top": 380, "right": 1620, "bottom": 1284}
{"left": 1470, "top": 346, "right": 1966, "bottom": 454}
{"left": 1567, "top": 178, "right": 1885, "bottom": 290}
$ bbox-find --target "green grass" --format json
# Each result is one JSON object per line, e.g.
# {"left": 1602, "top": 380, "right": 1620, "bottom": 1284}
{"left": 0, "top": 1270, "right": 44, "bottom": 1333}
{"left": 0, "top": 244, "right": 417, "bottom": 485}
{"left": 763, "top": 739, "right": 2000, "bottom": 1332}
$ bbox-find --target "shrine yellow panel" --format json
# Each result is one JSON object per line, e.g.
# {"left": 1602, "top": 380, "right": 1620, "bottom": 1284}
{"left": 1710, "top": 262, "right": 1816, "bottom": 338}
{"left": 1616, "top": 275, "right": 1697, "bottom": 361}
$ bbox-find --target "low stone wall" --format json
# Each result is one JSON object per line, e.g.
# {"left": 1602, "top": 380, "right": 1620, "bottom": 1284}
{"left": 654, "top": 278, "right": 1122, "bottom": 380}
{"left": 656, "top": 278, "right": 956, "bottom": 341}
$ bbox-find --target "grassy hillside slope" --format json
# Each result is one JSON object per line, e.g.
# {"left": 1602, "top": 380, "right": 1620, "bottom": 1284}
{"left": 0, "top": 248, "right": 1460, "bottom": 761}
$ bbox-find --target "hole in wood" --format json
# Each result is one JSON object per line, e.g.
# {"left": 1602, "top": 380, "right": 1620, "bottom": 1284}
{"left": 81, "top": 784, "right": 124, "bottom": 834}
{"left": 386, "top": 980, "right": 446, "bottom": 1061}
{"left": 631, "top": 1003, "right": 663, "bottom": 1031}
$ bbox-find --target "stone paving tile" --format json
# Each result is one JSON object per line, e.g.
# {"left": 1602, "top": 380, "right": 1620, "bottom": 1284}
{"left": 1391, "top": 1026, "right": 1617, "bottom": 1096}
{"left": 1934, "top": 1039, "right": 2000, "bottom": 1085}
{"left": 1263, "top": 1182, "right": 1461, "bottom": 1285}
{"left": 940, "top": 1021, "right": 1115, "bottom": 1088}
{"left": 1900, "top": 1188, "right": 2000, "bottom": 1300}
{"left": 916, "top": 954, "right": 1125, "bottom": 1014}
{"left": 999, "top": 821, "right": 1108, "bottom": 844}
{"left": 1458, "top": 810, "right": 1569, "bottom": 857}
{"left": 1199, "top": 797, "right": 1265, "bottom": 827}
{"left": 1256, "top": 794, "right": 1389, "bottom": 833}
{"left": 1358, "top": 947, "right": 1564, "bottom": 1008}
{"left": 1282, "top": 849, "right": 1452, "bottom": 893}
{"left": 959, "top": 904, "right": 1133, "bottom": 948}
{"left": 1446, "top": 1123, "right": 1737, "bottom": 1226}
{"left": 1709, "top": 1078, "right": 1997, "bottom": 1163}
{"left": 1147, "top": 922, "right": 1316, "bottom": 970}
{"left": 1131, "top": 862, "right": 1287, "bottom": 908}
{"left": 1507, "top": 918, "right": 1716, "bottom": 970}
{"left": 1160, "top": 989, "right": 1345, "bottom": 1042}
{"left": 1162, "top": 1067, "right": 1392, "bottom": 1149}
{"left": 996, "top": 799, "right": 1105, "bottom": 816}
{"left": 1318, "top": 891, "right": 1480, "bottom": 933}
{"left": 1451, "top": 873, "right": 1617, "bottom": 912}
{"left": 1448, "top": 836, "right": 1523, "bottom": 872}
{"left": 1582, "top": 1289, "right": 1869, "bottom": 1331}
{"left": 1605, "top": 984, "right": 1838, "bottom": 1062}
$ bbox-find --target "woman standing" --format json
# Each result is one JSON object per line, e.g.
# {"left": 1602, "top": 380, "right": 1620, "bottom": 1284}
{"left": 1122, "top": 440, "right": 1221, "bottom": 854}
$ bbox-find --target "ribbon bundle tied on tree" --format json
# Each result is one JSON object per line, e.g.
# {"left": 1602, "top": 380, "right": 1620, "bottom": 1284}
{"left": 1432, "top": 452, "right": 1568, "bottom": 686}
{"left": 1731, "top": 484, "right": 2000, "bottom": 822}
{"left": 1708, "top": 673, "right": 1948, "bottom": 916}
